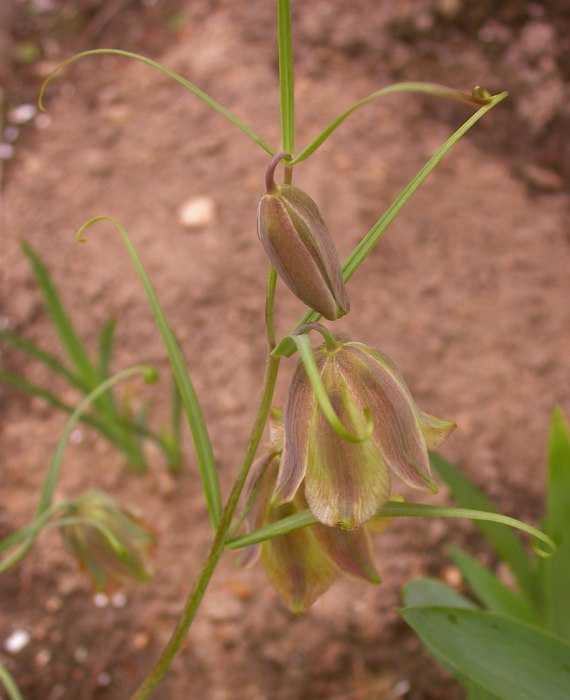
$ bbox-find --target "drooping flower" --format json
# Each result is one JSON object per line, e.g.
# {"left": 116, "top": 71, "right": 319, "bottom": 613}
{"left": 59, "top": 490, "right": 154, "bottom": 591}
{"left": 257, "top": 152, "right": 350, "bottom": 320}
{"left": 240, "top": 412, "right": 380, "bottom": 613}
{"left": 274, "top": 327, "right": 456, "bottom": 529}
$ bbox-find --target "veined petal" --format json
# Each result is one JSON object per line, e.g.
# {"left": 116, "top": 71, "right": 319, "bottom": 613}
{"left": 273, "top": 353, "right": 322, "bottom": 505}
{"left": 418, "top": 411, "right": 457, "bottom": 450}
{"left": 340, "top": 345, "right": 437, "bottom": 494}
{"left": 304, "top": 355, "right": 391, "bottom": 529}
{"left": 261, "top": 500, "right": 338, "bottom": 613}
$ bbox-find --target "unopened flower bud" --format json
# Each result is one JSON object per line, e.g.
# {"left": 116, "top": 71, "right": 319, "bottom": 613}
{"left": 59, "top": 490, "right": 154, "bottom": 591}
{"left": 257, "top": 153, "right": 350, "bottom": 320}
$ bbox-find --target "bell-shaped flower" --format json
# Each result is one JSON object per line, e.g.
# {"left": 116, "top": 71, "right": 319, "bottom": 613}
{"left": 59, "top": 490, "right": 154, "bottom": 591}
{"left": 274, "top": 326, "right": 456, "bottom": 529}
{"left": 257, "top": 152, "right": 350, "bottom": 320}
{"left": 239, "top": 413, "right": 380, "bottom": 613}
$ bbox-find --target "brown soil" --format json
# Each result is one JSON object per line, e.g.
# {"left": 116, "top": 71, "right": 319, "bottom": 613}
{"left": 1, "top": 1, "right": 569, "bottom": 699}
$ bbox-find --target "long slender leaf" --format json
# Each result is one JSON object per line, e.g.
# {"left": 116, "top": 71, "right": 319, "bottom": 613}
{"left": 97, "top": 317, "right": 116, "bottom": 379}
{"left": 449, "top": 546, "right": 542, "bottom": 626}
{"left": 20, "top": 240, "right": 98, "bottom": 386}
{"left": 401, "top": 607, "right": 570, "bottom": 700}
{"left": 0, "top": 328, "right": 82, "bottom": 389}
{"left": 539, "top": 408, "right": 570, "bottom": 640}
{"left": 273, "top": 92, "right": 508, "bottom": 358}
{"left": 38, "top": 49, "right": 275, "bottom": 156}
{"left": 431, "top": 452, "right": 537, "bottom": 600}
{"left": 292, "top": 83, "right": 496, "bottom": 165}
{"left": 0, "top": 662, "right": 24, "bottom": 700}
{"left": 226, "top": 501, "right": 554, "bottom": 553}
{"left": 0, "top": 365, "right": 156, "bottom": 573}
{"left": 77, "top": 217, "right": 222, "bottom": 528}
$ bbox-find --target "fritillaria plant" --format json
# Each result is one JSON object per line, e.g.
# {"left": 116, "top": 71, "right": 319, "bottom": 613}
{"left": 0, "top": 2, "right": 555, "bottom": 699}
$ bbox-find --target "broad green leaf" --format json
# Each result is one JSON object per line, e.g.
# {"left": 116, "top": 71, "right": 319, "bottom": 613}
{"left": 431, "top": 452, "right": 536, "bottom": 600}
{"left": 273, "top": 92, "right": 508, "bottom": 359}
{"left": 39, "top": 49, "right": 275, "bottom": 156}
{"left": 403, "top": 579, "right": 496, "bottom": 699}
{"left": 539, "top": 408, "right": 570, "bottom": 640}
{"left": 401, "top": 607, "right": 570, "bottom": 700}
{"left": 404, "top": 577, "right": 477, "bottom": 609}
{"left": 278, "top": 0, "right": 295, "bottom": 155}
{"left": 449, "top": 546, "right": 541, "bottom": 626}
{"left": 77, "top": 217, "right": 222, "bottom": 528}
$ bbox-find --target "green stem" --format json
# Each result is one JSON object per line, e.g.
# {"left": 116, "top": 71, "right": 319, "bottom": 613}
{"left": 130, "top": 270, "right": 281, "bottom": 698}
{"left": 278, "top": 0, "right": 294, "bottom": 181}
{"left": 265, "top": 267, "right": 278, "bottom": 349}
{"left": 0, "top": 662, "right": 24, "bottom": 700}
{"left": 129, "top": 353, "right": 280, "bottom": 700}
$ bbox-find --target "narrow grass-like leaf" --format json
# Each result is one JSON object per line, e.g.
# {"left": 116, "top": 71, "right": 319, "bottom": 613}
{"left": 0, "top": 329, "right": 82, "bottom": 389}
{"left": 20, "top": 241, "right": 98, "bottom": 387}
{"left": 277, "top": 0, "right": 295, "bottom": 155}
{"left": 431, "top": 452, "right": 536, "bottom": 600}
{"left": 292, "top": 83, "right": 496, "bottom": 165}
{"left": 38, "top": 49, "right": 275, "bottom": 156}
{"left": 449, "top": 546, "right": 542, "bottom": 626}
{"left": 0, "top": 662, "right": 24, "bottom": 700}
{"left": 401, "top": 607, "right": 570, "bottom": 700}
{"left": 272, "top": 92, "right": 509, "bottom": 358}
{"left": 226, "top": 501, "right": 554, "bottom": 553}
{"left": 539, "top": 408, "right": 570, "bottom": 640}
{"left": 0, "top": 366, "right": 156, "bottom": 573}
{"left": 77, "top": 217, "right": 222, "bottom": 528}
{"left": 97, "top": 317, "right": 116, "bottom": 379}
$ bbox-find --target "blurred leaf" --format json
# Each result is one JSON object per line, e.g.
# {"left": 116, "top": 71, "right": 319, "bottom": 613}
{"left": 21, "top": 241, "right": 97, "bottom": 387}
{"left": 403, "top": 581, "right": 500, "bottom": 700}
{"left": 539, "top": 408, "right": 570, "bottom": 640}
{"left": 0, "top": 329, "right": 81, "bottom": 388}
{"left": 449, "top": 546, "right": 541, "bottom": 626}
{"left": 431, "top": 453, "right": 536, "bottom": 600}
{"left": 97, "top": 318, "right": 116, "bottom": 380}
{"left": 402, "top": 607, "right": 570, "bottom": 700}
{"left": 404, "top": 578, "right": 477, "bottom": 609}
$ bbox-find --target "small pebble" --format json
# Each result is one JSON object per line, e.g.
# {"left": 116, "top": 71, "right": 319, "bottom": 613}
{"left": 97, "top": 672, "right": 112, "bottom": 687}
{"left": 393, "top": 679, "right": 411, "bottom": 697}
{"left": 93, "top": 593, "right": 109, "bottom": 608}
{"left": 178, "top": 197, "right": 216, "bottom": 229}
{"left": 111, "top": 592, "right": 127, "bottom": 608}
{"left": 8, "top": 104, "right": 38, "bottom": 125}
{"left": 73, "top": 646, "right": 88, "bottom": 664}
{"left": 133, "top": 631, "right": 151, "bottom": 650}
{"left": 35, "top": 649, "right": 52, "bottom": 667}
{"left": 5, "top": 629, "right": 31, "bottom": 653}
{"left": 69, "top": 429, "right": 84, "bottom": 445}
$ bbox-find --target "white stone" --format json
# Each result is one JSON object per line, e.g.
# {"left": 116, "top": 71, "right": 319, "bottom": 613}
{"left": 178, "top": 197, "right": 216, "bottom": 229}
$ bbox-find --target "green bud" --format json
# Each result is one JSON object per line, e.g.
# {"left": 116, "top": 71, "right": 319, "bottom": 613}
{"left": 274, "top": 328, "right": 456, "bottom": 529}
{"left": 257, "top": 153, "right": 350, "bottom": 320}
{"left": 59, "top": 490, "right": 154, "bottom": 591}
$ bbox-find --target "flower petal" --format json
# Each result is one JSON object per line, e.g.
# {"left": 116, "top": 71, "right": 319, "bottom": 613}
{"left": 273, "top": 356, "right": 319, "bottom": 505}
{"left": 341, "top": 345, "right": 437, "bottom": 494}
{"left": 304, "top": 355, "right": 392, "bottom": 529}
{"left": 418, "top": 411, "right": 457, "bottom": 450}
{"left": 261, "top": 500, "right": 338, "bottom": 613}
